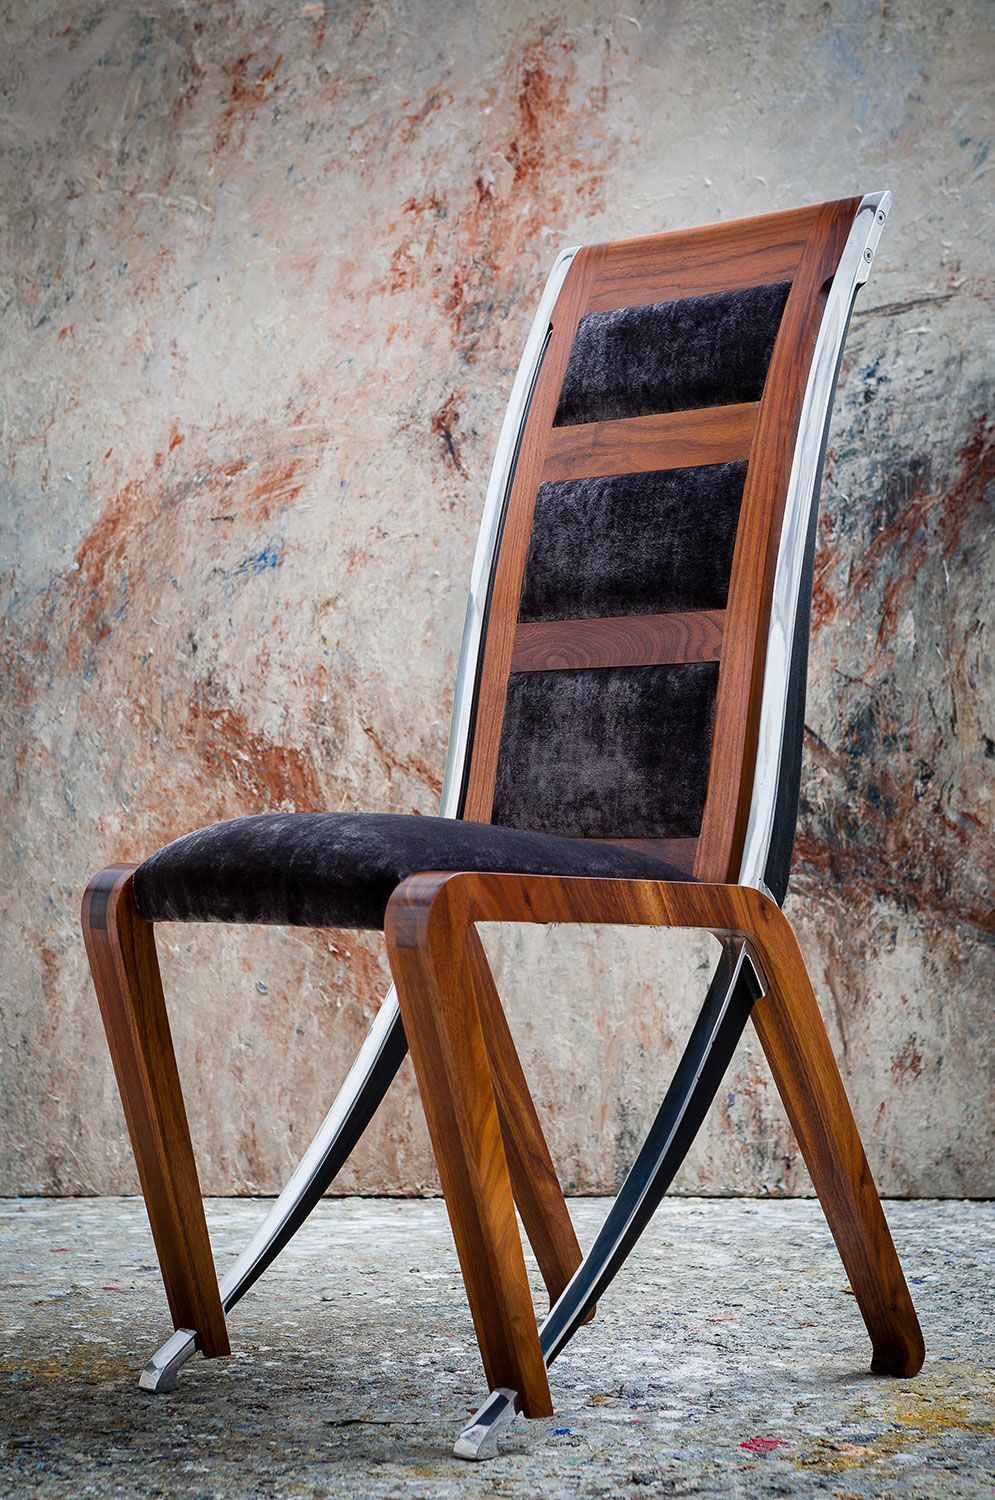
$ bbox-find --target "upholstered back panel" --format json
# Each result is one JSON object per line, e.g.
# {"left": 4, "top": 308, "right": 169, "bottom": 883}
{"left": 518, "top": 462, "right": 747, "bottom": 623}
{"left": 492, "top": 662, "right": 719, "bottom": 840}
{"left": 490, "top": 282, "right": 789, "bottom": 848}
{"left": 463, "top": 201, "right": 859, "bottom": 880}
{"left": 554, "top": 282, "right": 791, "bottom": 427}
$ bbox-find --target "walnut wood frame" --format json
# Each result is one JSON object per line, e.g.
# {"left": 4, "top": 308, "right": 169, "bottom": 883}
{"left": 386, "top": 871, "right": 924, "bottom": 1422}
{"left": 82, "top": 195, "right": 924, "bottom": 1445}
{"left": 462, "top": 196, "right": 858, "bottom": 885}
{"left": 82, "top": 865, "right": 586, "bottom": 1387}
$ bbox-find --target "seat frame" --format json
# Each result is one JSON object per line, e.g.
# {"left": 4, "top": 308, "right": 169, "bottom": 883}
{"left": 81, "top": 191, "right": 924, "bottom": 1454}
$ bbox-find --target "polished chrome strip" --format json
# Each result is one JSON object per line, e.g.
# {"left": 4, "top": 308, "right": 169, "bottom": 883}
{"left": 536, "top": 944, "right": 762, "bottom": 1366}
{"left": 738, "top": 192, "right": 892, "bottom": 893}
{"left": 440, "top": 247, "right": 579, "bottom": 817}
{"left": 140, "top": 991, "right": 406, "bottom": 1392}
{"left": 453, "top": 1386, "right": 520, "bottom": 1461}
{"left": 138, "top": 251, "right": 580, "bottom": 1395}
{"left": 139, "top": 1327, "right": 197, "bottom": 1394}
{"left": 217, "top": 992, "right": 403, "bottom": 1309}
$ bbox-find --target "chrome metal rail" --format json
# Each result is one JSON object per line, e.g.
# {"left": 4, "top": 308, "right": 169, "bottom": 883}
{"left": 454, "top": 192, "right": 893, "bottom": 1459}
{"left": 137, "top": 249, "right": 579, "bottom": 1395}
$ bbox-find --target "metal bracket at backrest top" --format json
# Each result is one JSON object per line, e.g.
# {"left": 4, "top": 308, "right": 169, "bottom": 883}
{"left": 438, "top": 248, "right": 579, "bottom": 821}
{"left": 738, "top": 192, "right": 893, "bottom": 897}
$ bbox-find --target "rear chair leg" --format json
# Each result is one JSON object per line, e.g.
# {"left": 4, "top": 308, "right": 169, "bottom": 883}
{"left": 82, "top": 866, "right": 229, "bottom": 1360}
{"left": 750, "top": 910, "right": 925, "bottom": 1377}
{"left": 463, "top": 927, "right": 587, "bottom": 1311}
{"left": 385, "top": 882, "right": 552, "bottom": 1418}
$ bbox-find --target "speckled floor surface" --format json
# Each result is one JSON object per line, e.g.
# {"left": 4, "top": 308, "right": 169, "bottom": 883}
{"left": 1, "top": 1198, "right": 992, "bottom": 1497}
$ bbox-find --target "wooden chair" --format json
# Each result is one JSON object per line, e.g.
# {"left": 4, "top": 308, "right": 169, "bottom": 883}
{"left": 82, "top": 193, "right": 924, "bottom": 1456}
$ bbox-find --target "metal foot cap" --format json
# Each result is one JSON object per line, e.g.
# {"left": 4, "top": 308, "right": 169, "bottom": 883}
{"left": 453, "top": 1387, "right": 519, "bottom": 1461}
{"left": 138, "top": 1328, "right": 197, "bottom": 1393}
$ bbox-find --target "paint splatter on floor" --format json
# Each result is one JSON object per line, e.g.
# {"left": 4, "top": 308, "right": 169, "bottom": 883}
{"left": 1, "top": 1198, "right": 992, "bottom": 1496}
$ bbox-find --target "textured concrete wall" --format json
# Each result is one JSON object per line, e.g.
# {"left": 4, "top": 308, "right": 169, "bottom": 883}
{"left": 1, "top": 0, "right": 991, "bottom": 1198}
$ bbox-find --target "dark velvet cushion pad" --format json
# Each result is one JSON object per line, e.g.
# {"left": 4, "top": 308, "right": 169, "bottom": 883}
{"left": 555, "top": 280, "right": 791, "bottom": 428}
{"left": 491, "top": 662, "right": 718, "bottom": 840}
{"left": 519, "top": 461, "right": 747, "bottom": 623}
{"left": 132, "top": 811, "right": 690, "bottom": 930}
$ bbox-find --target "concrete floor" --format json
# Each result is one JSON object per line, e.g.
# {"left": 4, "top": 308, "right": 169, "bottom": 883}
{"left": 0, "top": 1199, "right": 992, "bottom": 1498}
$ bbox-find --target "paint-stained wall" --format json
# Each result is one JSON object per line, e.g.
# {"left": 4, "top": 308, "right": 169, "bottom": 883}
{"left": 1, "top": 0, "right": 991, "bottom": 1196}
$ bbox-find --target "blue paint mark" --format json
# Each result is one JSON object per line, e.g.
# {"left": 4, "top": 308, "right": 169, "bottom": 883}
{"left": 552, "top": 1426, "right": 572, "bottom": 1435}
{"left": 232, "top": 541, "right": 283, "bottom": 579}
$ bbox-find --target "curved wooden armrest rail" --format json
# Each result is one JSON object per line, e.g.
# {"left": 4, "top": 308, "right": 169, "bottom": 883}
{"left": 384, "top": 869, "right": 925, "bottom": 1420}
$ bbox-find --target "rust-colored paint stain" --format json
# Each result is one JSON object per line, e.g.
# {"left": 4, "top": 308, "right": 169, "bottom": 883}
{"left": 183, "top": 693, "right": 325, "bottom": 814}
{"left": 798, "top": 409, "right": 994, "bottom": 944}
{"left": 362, "top": 724, "right": 443, "bottom": 798}
{"left": 892, "top": 1038, "right": 925, "bottom": 1084}
{"left": 215, "top": 52, "right": 283, "bottom": 153}
{"left": 429, "top": 392, "right": 466, "bottom": 476}
{"left": 383, "top": 32, "right": 614, "bottom": 361}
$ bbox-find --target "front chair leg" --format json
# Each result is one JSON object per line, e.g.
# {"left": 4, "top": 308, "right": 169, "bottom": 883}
{"left": 397, "top": 872, "right": 924, "bottom": 1397}
{"left": 82, "top": 866, "right": 229, "bottom": 1359}
{"left": 750, "top": 915, "right": 925, "bottom": 1377}
{"left": 385, "top": 880, "right": 552, "bottom": 1417}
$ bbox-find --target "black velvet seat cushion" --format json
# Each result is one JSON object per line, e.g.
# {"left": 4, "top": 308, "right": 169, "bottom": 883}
{"left": 132, "top": 812, "right": 690, "bottom": 930}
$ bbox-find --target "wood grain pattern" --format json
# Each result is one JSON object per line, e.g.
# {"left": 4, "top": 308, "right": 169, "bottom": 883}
{"left": 511, "top": 610, "right": 724, "bottom": 673}
{"left": 751, "top": 981, "right": 927, "bottom": 1378}
{"left": 81, "top": 866, "right": 229, "bottom": 1358}
{"left": 385, "top": 881, "right": 552, "bottom": 1415}
{"left": 588, "top": 836, "right": 698, "bottom": 873}
{"left": 693, "top": 197, "right": 859, "bottom": 881}
{"left": 387, "top": 869, "right": 925, "bottom": 1381}
{"left": 464, "top": 927, "right": 590, "bottom": 1315}
{"left": 462, "top": 245, "right": 605, "bottom": 823}
{"left": 585, "top": 202, "right": 828, "bottom": 312}
{"left": 463, "top": 197, "right": 860, "bottom": 855}
{"left": 541, "top": 403, "right": 758, "bottom": 483}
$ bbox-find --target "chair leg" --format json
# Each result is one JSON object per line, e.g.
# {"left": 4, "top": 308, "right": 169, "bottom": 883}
{"left": 455, "top": 937, "right": 763, "bottom": 1460}
{"left": 750, "top": 913, "right": 925, "bottom": 1377}
{"left": 536, "top": 938, "right": 761, "bottom": 1366}
{"left": 141, "top": 989, "right": 410, "bottom": 1390}
{"left": 385, "top": 885, "right": 551, "bottom": 1417}
{"left": 81, "top": 865, "right": 229, "bottom": 1359}
{"left": 463, "top": 927, "right": 586, "bottom": 1312}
